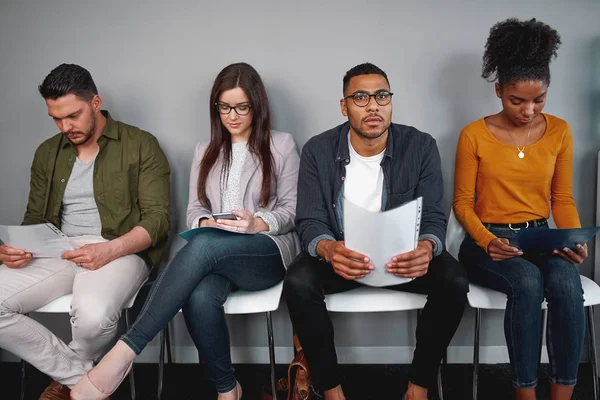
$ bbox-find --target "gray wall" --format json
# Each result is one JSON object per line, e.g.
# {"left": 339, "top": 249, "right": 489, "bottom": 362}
{"left": 1, "top": 0, "right": 600, "bottom": 364}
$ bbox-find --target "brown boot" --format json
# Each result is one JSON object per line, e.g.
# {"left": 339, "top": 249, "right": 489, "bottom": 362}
{"left": 39, "top": 381, "right": 111, "bottom": 400}
{"left": 39, "top": 381, "right": 71, "bottom": 400}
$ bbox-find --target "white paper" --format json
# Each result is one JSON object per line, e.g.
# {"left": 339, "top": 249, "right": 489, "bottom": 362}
{"left": 344, "top": 197, "right": 422, "bottom": 287}
{"left": 0, "top": 223, "right": 78, "bottom": 258}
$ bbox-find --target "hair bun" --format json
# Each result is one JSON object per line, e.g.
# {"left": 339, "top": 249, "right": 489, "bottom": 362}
{"left": 482, "top": 18, "right": 561, "bottom": 83}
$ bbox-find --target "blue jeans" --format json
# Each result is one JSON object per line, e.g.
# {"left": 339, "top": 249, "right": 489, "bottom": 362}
{"left": 121, "top": 229, "right": 285, "bottom": 393}
{"left": 459, "top": 226, "right": 585, "bottom": 388}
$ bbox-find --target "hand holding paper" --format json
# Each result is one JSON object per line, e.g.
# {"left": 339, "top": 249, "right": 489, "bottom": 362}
{"left": 0, "top": 244, "right": 32, "bottom": 269}
{"left": 386, "top": 240, "right": 433, "bottom": 278}
{"left": 344, "top": 197, "right": 423, "bottom": 287}
{"left": 317, "top": 239, "right": 373, "bottom": 280}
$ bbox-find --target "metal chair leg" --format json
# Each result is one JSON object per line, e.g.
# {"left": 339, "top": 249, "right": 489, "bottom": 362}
{"left": 267, "top": 311, "right": 278, "bottom": 400}
{"left": 473, "top": 308, "right": 480, "bottom": 400}
{"left": 125, "top": 309, "right": 136, "bottom": 400}
{"left": 20, "top": 358, "right": 26, "bottom": 400}
{"left": 437, "top": 364, "right": 444, "bottom": 400}
{"left": 538, "top": 309, "right": 547, "bottom": 369}
{"left": 587, "top": 306, "right": 599, "bottom": 400}
{"left": 158, "top": 328, "right": 166, "bottom": 400}
{"left": 165, "top": 321, "right": 173, "bottom": 364}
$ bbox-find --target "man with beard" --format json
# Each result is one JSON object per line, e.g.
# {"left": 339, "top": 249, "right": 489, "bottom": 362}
{"left": 0, "top": 64, "right": 170, "bottom": 400}
{"left": 284, "top": 63, "right": 468, "bottom": 400}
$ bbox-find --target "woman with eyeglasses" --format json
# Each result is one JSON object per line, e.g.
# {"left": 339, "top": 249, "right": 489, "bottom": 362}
{"left": 453, "top": 19, "right": 587, "bottom": 400}
{"left": 71, "top": 62, "right": 300, "bottom": 400}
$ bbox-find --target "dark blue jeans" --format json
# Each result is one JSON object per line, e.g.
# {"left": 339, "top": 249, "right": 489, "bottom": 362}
{"left": 459, "top": 226, "right": 585, "bottom": 388}
{"left": 121, "top": 229, "right": 285, "bottom": 393}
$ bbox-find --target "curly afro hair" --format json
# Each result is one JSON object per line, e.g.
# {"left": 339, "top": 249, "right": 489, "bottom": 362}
{"left": 482, "top": 18, "right": 561, "bottom": 87}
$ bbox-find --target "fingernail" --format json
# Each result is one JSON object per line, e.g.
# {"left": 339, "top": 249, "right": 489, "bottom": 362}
{"left": 364, "top": 257, "right": 370, "bottom": 262}
{"left": 369, "top": 265, "right": 374, "bottom": 270}
{"left": 563, "top": 248, "right": 569, "bottom": 252}
{"left": 392, "top": 257, "right": 397, "bottom": 261}
{"left": 518, "top": 251, "right": 523, "bottom": 255}
{"left": 577, "top": 244, "right": 582, "bottom": 248}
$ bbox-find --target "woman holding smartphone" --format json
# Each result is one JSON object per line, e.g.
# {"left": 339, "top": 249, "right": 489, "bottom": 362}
{"left": 72, "top": 62, "right": 300, "bottom": 400}
{"left": 453, "top": 19, "right": 587, "bottom": 400}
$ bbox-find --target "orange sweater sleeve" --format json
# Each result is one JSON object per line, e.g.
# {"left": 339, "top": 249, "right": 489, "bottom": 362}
{"left": 550, "top": 125, "right": 581, "bottom": 228}
{"left": 452, "top": 128, "right": 497, "bottom": 251}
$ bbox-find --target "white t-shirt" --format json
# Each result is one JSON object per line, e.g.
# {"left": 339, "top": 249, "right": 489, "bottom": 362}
{"left": 344, "top": 133, "right": 385, "bottom": 212}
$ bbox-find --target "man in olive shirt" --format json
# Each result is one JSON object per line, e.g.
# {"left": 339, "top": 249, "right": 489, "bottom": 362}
{"left": 0, "top": 64, "right": 170, "bottom": 400}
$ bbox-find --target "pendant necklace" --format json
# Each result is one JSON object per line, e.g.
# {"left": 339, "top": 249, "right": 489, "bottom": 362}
{"left": 507, "top": 120, "right": 533, "bottom": 159}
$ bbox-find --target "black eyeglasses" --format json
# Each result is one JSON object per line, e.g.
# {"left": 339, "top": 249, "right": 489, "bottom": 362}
{"left": 343, "top": 91, "right": 393, "bottom": 107}
{"left": 215, "top": 102, "right": 252, "bottom": 116}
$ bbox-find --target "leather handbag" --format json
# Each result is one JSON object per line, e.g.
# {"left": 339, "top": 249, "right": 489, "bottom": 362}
{"left": 287, "top": 334, "right": 316, "bottom": 400}
{"left": 261, "top": 334, "right": 317, "bottom": 400}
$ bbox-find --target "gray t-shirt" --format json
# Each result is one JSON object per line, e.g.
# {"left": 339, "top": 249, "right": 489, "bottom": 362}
{"left": 60, "top": 154, "right": 102, "bottom": 237}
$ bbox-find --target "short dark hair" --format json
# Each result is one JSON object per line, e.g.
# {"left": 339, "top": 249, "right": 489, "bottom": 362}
{"left": 343, "top": 63, "right": 390, "bottom": 94}
{"left": 482, "top": 18, "right": 561, "bottom": 87}
{"left": 38, "top": 64, "right": 98, "bottom": 101}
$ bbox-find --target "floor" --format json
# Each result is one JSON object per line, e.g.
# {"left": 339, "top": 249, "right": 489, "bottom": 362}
{"left": 3, "top": 362, "right": 596, "bottom": 399}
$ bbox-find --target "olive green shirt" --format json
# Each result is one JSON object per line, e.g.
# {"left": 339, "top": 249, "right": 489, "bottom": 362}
{"left": 22, "top": 111, "right": 171, "bottom": 268}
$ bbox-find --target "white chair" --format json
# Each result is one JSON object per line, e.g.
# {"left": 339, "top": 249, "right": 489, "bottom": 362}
{"left": 158, "top": 281, "right": 284, "bottom": 400}
{"left": 446, "top": 210, "right": 600, "bottom": 400}
{"left": 20, "top": 291, "right": 141, "bottom": 400}
{"left": 325, "top": 286, "right": 445, "bottom": 399}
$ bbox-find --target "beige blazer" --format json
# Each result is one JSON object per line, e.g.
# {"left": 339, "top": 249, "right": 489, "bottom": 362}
{"left": 186, "top": 131, "right": 300, "bottom": 267}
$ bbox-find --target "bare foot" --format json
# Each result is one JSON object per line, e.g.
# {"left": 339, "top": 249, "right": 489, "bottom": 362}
{"left": 324, "top": 384, "right": 346, "bottom": 400}
{"left": 217, "top": 381, "right": 242, "bottom": 400}
{"left": 404, "top": 381, "right": 428, "bottom": 400}
{"left": 86, "top": 340, "right": 136, "bottom": 393}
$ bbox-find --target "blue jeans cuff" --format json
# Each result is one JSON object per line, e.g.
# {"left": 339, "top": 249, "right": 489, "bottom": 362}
{"left": 512, "top": 378, "right": 538, "bottom": 389}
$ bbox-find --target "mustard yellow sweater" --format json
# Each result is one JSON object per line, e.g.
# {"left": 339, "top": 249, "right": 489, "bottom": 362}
{"left": 453, "top": 113, "right": 581, "bottom": 251}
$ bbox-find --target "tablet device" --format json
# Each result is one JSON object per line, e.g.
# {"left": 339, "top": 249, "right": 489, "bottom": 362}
{"left": 512, "top": 227, "right": 600, "bottom": 250}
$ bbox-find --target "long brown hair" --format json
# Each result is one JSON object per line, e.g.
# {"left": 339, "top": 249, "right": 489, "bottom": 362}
{"left": 197, "top": 62, "right": 274, "bottom": 209}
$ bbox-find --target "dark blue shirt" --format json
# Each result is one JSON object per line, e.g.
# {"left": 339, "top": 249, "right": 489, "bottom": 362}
{"left": 296, "top": 121, "right": 446, "bottom": 257}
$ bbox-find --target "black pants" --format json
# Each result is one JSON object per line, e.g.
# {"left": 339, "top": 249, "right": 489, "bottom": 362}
{"left": 284, "top": 250, "right": 468, "bottom": 391}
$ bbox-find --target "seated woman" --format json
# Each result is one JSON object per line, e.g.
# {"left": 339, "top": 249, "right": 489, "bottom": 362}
{"left": 453, "top": 18, "right": 588, "bottom": 400}
{"left": 71, "top": 62, "right": 300, "bottom": 400}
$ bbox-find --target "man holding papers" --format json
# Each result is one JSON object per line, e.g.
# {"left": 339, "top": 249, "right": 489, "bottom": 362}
{"left": 0, "top": 64, "right": 170, "bottom": 399}
{"left": 284, "top": 63, "right": 468, "bottom": 400}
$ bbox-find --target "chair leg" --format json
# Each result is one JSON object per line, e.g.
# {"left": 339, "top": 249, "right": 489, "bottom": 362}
{"left": 587, "top": 306, "right": 599, "bottom": 400}
{"left": 125, "top": 309, "right": 136, "bottom": 400}
{"left": 437, "top": 364, "right": 443, "bottom": 400}
{"left": 20, "top": 358, "right": 26, "bottom": 400}
{"left": 165, "top": 322, "right": 173, "bottom": 364}
{"left": 158, "top": 328, "right": 166, "bottom": 400}
{"left": 538, "top": 309, "right": 547, "bottom": 369}
{"left": 266, "top": 311, "right": 278, "bottom": 400}
{"left": 473, "top": 308, "right": 480, "bottom": 400}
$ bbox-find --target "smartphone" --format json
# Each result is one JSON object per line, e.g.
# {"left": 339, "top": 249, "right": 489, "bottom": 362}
{"left": 212, "top": 212, "right": 238, "bottom": 221}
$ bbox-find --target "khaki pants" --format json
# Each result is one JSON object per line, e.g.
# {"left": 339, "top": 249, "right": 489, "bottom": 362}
{"left": 0, "top": 236, "right": 149, "bottom": 387}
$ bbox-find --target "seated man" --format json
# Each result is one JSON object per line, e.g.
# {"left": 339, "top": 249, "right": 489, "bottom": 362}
{"left": 0, "top": 64, "right": 170, "bottom": 400}
{"left": 284, "top": 62, "right": 468, "bottom": 400}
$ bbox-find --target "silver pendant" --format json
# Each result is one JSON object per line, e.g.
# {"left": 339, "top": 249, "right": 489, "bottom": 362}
{"left": 518, "top": 151, "right": 525, "bottom": 159}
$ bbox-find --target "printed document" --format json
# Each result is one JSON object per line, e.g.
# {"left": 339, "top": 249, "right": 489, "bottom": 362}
{"left": 0, "top": 223, "right": 78, "bottom": 258}
{"left": 344, "top": 197, "right": 422, "bottom": 287}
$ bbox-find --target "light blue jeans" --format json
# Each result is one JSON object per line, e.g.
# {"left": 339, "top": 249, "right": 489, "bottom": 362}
{"left": 121, "top": 229, "right": 285, "bottom": 393}
{"left": 459, "top": 226, "right": 585, "bottom": 388}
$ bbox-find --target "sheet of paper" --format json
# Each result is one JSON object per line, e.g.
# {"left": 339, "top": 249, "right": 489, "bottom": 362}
{"left": 512, "top": 226, "right": 600, "bottom": 250}
{"left": 344, "top": 197, "right": 422, "bottom": 287}
{"left": 0, "top": 223, "right": 78, "bottom": 258}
